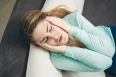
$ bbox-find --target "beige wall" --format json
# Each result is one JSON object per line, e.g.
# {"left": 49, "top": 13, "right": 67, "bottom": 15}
{"left": 0, "top": 0, "right": 16, "bottom": 43}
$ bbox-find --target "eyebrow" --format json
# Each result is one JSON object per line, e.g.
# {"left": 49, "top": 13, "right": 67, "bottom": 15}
{"left": 40, "top": 24, "right": 48, "bottom": 43}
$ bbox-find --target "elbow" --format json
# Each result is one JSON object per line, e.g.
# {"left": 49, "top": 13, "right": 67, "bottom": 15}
{"left": 108, "top": 48, "right": 115, "bottom": 58}
{"left": 105, "top": 43, "right": 115, "bottom": 58}
{"left": 106, "top": 48, "right": 115, "bottom": 58}
{"left": 95, "top": 58, "right": 112, "bottom": 71}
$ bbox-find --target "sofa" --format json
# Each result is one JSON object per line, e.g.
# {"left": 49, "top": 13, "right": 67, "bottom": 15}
{"left": 0, "top": 0, "right": 116, "bottom": 77}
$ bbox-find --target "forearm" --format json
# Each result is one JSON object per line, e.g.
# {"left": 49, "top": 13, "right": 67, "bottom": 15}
{"left": 51, "top": 52, "right": 108, "bottom": 72}
{"left": 68, "top": 26, "right": 114, "bottom": 57}
{"left": 63, "top": 12, "right": 114, "bottom": 57}
{"left": 64, "top": 46, "right": 112, "bottom": 70}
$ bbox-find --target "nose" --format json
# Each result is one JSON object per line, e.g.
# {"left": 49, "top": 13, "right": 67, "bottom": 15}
{"left": 47, "top": 33, "right": 59, "bottom": 40}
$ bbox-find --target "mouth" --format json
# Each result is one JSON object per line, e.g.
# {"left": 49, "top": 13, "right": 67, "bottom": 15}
{"left": 59, "top": 35, "right": 62, "bottom": 42}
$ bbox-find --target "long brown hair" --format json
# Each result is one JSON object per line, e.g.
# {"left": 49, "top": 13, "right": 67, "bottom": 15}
{"left": 20, "top": 5, "right": 73, "bottom": 46}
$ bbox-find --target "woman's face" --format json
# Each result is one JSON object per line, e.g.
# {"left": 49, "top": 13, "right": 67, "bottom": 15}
{"left": 32, "top": 19, "right": 69, "bottom": 46}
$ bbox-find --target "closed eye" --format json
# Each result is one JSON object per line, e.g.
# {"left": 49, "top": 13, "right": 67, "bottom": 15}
{"left": 45, "top": 25, "right": 52, "bottom": 42}
{"left": 50, "top": 25, "right": 52, "bottom": 31}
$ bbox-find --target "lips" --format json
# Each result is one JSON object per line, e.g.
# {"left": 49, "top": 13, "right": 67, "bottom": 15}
{"left": 59, "top": 35, "right": 62, "bottom": 42}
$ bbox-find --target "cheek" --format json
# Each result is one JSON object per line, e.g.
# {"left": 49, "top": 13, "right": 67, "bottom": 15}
{"left": 47, "top": 40, "right": 57, "bottom": 46}
{"left": 57, "top": 27, "right": 66, "bottom": 35}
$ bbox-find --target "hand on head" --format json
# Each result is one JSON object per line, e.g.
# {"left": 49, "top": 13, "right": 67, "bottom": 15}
{"left": 45, "top": 16, "right": 72, "bottom": 33}
{"left": 39, "top": 42, "right": 67, "bottom": 54}
{"left": 38, "top": 7, "right": 72, "bottom": 53}
{"left": 37, "top": 16, "right": 72, "bottom": 54}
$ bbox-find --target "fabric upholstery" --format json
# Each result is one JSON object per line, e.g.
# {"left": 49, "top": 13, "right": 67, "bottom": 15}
{"left": 0, "top": 0, "right": 45, "bottom": 77}
{"left": 0, "top": 0, "right": 116, "bottom": 77}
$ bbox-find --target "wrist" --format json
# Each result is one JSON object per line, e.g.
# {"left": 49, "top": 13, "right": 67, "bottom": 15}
{"left": 60, "top": 45, "right": 67, "bottom": 54}
{"left": 67, "top": 25, "right": 72, "bottom": 33}
{"left": 60, "top": 50, "right": 66, "bottom": 54}
{"left": 68, "top": 25, "right": 72, "bottom": 33}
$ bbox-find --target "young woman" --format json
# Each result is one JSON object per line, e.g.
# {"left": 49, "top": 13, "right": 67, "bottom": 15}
{"left": 20, "top": 5, "right": 116, "bottom": 73}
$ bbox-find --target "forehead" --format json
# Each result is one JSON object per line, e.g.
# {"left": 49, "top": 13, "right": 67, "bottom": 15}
{"left": 32, "top": 19, "right": 48, "bottom": 43}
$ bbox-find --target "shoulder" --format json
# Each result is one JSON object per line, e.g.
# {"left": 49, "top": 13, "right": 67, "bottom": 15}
{"left": 63, "top": 11, "right": 82, "bottom": 19}
{"left": 63, "top": 11, "right": 82, "bottom": 27}
{"left": 63, "top": 11, "right": 83, "bottom": 23}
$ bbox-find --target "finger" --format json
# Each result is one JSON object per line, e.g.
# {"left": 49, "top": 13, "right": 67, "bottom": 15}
{"left": 46, "top": 16, "right": 56, "bottom": 20}
{"left": 46, "top": 17, "right": 62, "bottom": 28}
{"left": 46, "top": 17, "right": 69, "bottom": 32}
{"left": 46, "top": 16, "right": 59, "bottom": 24}
{"left": 40, "top": 43, "right": 53, "bottom": 50}
{"left": 39, "top": 43, "right": 48, "bottom": 48}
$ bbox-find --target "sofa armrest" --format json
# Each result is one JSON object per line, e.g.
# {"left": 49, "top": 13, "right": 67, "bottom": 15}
{"left": 26, "top": 44, "right": 62, "bottom": 77}
{"left": 26, "top": 0, "right": 78, "bottom": 77}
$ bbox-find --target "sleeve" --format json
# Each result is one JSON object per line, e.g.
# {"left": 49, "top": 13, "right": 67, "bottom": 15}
{"left": 69, "top": 26, "right": 114, "bottom": 58}
{"left": 63, "top": 12, "right": 114, "bottom": 58}
{"left": 64, "top": 46, "right": 112, "bottom": 71}
{"left": 50, "top": 52, "right": 100, "bottom": 72}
